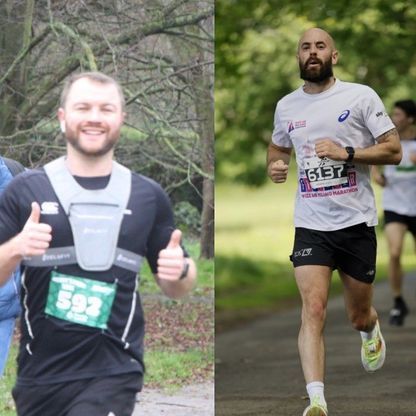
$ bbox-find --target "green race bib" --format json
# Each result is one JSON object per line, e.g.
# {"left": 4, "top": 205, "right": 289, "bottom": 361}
{"left": 45, "top": 271, "right": 116, "bottom": 329}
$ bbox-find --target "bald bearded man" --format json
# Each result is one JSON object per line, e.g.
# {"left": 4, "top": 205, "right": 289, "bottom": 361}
{"left": 267, "top": 28, "right": 401, "bottom": 416}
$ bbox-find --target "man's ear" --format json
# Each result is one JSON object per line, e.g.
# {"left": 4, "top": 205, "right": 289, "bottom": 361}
{"left": 332, "top": 50, "right": 339, "bottom": 65}
{"left": 57, "top": 108, "right": 66, "bottom": 133}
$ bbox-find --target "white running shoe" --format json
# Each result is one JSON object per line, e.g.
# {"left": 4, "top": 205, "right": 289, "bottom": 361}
{"left": 302, "top": 396, "right": 328, "bottom": 416}
{"left": 361, "top": 320, "right": 386, "bottom": 373}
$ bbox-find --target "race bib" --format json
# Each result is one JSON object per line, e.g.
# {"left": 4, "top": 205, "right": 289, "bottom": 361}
{"left": 304, "top": 156, "right": 348, "bottom": 189}
{"left": 45, "top": 272, "right": 116, "bottom": 329}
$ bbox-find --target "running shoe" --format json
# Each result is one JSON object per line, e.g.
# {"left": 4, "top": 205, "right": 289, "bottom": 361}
{"left": 389, "top": 301, "right": 409, "bottom": 326}
{"left": 302, "top": 396, "right": 328, "bottom": 416}
{"left": 361, "top": 320, "right": 386, "bottom": 372}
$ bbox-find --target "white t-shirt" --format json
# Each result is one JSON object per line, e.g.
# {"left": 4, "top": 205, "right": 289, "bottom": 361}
{"left": 272, "top": 79, "right": 395, "bottom": 231}
{"left": 383, "top": 139, "right": 416, "bottom": 216}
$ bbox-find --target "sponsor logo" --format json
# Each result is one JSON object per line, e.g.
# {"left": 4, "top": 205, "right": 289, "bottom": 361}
{"left": 375, "top": 111, "right": 388, "bottom": 118}
{"left": 366, "top": 269, "right": 375, "bottom": 276}
{"left": 41, "top": 201, "right": 59, "bottom": 215}
{"left": 83, "top": 227, "right": 107, "bottom": 235}
{"left": 42, "top": 252, "right": 71, "bottom": 262}
{"left": 116, "top": 254, "right": 137, "bottom": 265}
{"left": 338, "top": 110, "right": 350, "bottom": 122}
{"left": 294, "top": 248, "right": 313, "bottom": 257}
{"left": 287, "top": 120, "right": 306, "bottom": 133}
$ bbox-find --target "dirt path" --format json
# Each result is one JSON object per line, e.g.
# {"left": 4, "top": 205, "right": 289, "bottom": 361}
{"left": 133, "top": 382, "right": 214, "bottom": 415}
{"left": 216, "top": 273, "right": 416, "bottom": 415}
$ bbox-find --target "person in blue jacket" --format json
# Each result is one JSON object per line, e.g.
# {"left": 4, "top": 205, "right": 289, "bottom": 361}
{"left": 0, "top": 156, "right": 24, "bottom": 376}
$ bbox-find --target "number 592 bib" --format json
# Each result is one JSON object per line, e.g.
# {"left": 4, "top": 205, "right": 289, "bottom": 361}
{"left": 45, "top": 271, "right": 116, "bottom": 329}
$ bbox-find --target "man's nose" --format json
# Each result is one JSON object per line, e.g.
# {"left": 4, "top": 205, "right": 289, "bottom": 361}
{"left": 86, "top": 108, "right": 102, "bottom": 122}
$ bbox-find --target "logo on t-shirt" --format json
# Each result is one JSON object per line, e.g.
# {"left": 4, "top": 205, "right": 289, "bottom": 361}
{"left": 41, "top": 201, "right": 59, "bottom": 215}
{"left": 338, "top": 110, "right": 350, "bottom": 122}
{"left": 287, "top": 120, "right": 306, "bottom": 133}
{"left": 375, "top": 111, "right": 388, "bottom": 118}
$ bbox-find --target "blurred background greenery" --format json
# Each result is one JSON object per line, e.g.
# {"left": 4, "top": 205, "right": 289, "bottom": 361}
{"left": 215, "top": 0, "right": 416, "bottom": 328}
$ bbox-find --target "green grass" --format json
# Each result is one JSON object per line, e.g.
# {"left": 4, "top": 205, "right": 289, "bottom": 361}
{"left": 0, "top": 343, "right": 17, "bottom": 416}
{"left": 216, "top": 161, "right": 416, "bottom": 315}
{"left": 144, "top": 348, "right": 214, "bottom": 392}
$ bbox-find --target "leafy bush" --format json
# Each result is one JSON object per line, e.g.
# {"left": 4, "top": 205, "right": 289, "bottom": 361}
{"left": 174, "top": 201, "right": 201, "bottom": 236}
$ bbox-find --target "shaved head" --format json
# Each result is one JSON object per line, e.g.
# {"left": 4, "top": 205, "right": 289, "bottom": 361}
{"left": 298, "top": 28, "right": 336, "bottom": 53}
{"left": 297, "top": 27, "right": 338, "bottom": 84}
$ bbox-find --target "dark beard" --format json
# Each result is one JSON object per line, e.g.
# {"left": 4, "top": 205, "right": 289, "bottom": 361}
{"left": 300, "top": 58, "right": 333, "bottom": 83}
{"left": 65, "top": 125, "right": 118, "bottom": 157}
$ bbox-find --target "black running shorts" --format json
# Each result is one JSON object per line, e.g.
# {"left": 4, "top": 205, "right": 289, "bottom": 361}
{"left": 13, "top": 372, "right": 142, "bottom": 416}
{"left": 290, "top": 223, "right": 377, "bottom": 284}
{"left": 384, "top": 210, "right": 416, "bottom": 236}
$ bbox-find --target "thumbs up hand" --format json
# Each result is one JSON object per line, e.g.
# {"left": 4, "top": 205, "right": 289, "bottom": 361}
{"left": 16, "top": 202, "right": 52, "bottom": 257}
{"left": 157, "top": 229, "right": 187, "bottom": 281}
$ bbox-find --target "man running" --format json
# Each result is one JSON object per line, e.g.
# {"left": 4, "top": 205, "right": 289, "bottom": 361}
{"left": 267, "top": 28, "right": 401, "bottom": 416}
{"left": 372, "top": 99, "right": 416, "bottom": 326}
{"left": 0, "top": 72, "right": 197, "bottom": 416}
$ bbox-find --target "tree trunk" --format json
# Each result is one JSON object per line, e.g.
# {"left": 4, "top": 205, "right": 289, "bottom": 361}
{"left": 194, "top": 28, "right": 214, "bottom": 259}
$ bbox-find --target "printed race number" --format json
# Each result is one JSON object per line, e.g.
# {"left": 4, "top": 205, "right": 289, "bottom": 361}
{"left": 304, "top": 156, "right": 348, "bottom": 189}
{"left": 56, "top": 291, "right": 103, "bottom": 317}
{"left": 45, "top": 272, "right": 116, "bottom": 329}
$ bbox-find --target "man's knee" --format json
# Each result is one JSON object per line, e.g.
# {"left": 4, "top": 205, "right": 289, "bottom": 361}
{"left": 302, "top": 299, "right": 327, "bottom": 325}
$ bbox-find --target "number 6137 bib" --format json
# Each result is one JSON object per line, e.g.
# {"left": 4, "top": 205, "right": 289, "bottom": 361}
{"left": 45, "top": 271, "right": 116, "bottom": 329}
{"left": 304, "top": 156, "right": 348, "bottom": 189}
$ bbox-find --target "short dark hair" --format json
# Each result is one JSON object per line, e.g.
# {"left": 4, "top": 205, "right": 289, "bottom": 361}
{"left": 394, "top": 99, "right": 416, "bottom": 120}
{"left": 60, "top": 71, "right": 125, "bottom": 110}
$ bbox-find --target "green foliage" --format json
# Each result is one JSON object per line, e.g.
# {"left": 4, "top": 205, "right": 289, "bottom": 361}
{"left": 216, "top": 0, "right": 416, "bottom": 185}
{"left": 174, "top": 202, "right": 201, "bottom": 237}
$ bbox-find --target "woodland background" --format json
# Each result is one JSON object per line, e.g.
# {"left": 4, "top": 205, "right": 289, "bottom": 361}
{"left": 0, "top": 0, "right": 214, "bottom": 257}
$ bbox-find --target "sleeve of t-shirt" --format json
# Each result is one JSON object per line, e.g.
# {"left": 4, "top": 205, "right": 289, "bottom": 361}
{"left": 271, "top": 102, "right": 293, "bottom": 148}
{"left": 0, "top": 175, "right": 25, "bottom": 244}
{"left": 145, "top": 183, "right": 188, "bottom": 274}
{"left": 361, "top": 87, "right": 395, "bottom": 141}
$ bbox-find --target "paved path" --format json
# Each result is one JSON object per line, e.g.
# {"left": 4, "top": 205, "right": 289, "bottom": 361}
{"left": 133, "top": 382, "right": 214, "bottom": 415}
{"left": 216, "top": 273, "right": 416, "bottom": 415}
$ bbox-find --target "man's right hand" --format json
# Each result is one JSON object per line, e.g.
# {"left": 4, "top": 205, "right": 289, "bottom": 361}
{"left": 16, "top": 202, "right": 52, "bottom": 257}
{"left": 268, "top": 160, "right": 289, "bottom": 183}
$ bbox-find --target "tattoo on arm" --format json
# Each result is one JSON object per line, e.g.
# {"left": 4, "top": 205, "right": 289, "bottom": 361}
{"left": 377, "top": 127, "right": 398, "bottom": 143}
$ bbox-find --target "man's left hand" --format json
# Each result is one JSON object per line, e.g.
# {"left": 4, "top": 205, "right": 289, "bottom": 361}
{"left": 315, "top": 139, "right": 348, "bottom": 161}
{"left": 157, "top": 229, "right": 187, "bottom": 281}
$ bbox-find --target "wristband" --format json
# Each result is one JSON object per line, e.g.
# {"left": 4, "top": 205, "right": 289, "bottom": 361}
{"left": 179, "top": 259, "right": 189, "bottom": 280}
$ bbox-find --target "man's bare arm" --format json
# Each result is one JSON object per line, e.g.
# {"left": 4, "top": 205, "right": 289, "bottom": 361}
{"left": 267, "top": 143, "right": 292, "bottom": 183}
{"left": 354, "top": 128, "right": 402, "bottom": 165}
{"left": 315, "top": 128, "right": 402, "bottom": 165}
{"left": 0, "top": 237, "right": 24, "bottom": 286}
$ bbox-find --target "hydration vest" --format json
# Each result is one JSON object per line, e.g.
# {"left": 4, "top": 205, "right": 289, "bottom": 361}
{"left": 22, "top": 157, "right": 143, "bottom": 273}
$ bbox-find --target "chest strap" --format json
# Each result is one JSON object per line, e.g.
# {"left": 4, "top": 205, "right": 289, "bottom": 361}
{"left": 22, "top": 247, "right": 142, "bottom": 273}
{"left": 22, "top": 157, "right": 141, "bottom": 273}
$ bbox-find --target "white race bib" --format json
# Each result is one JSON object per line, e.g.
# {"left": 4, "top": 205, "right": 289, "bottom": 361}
{"left": 304, "top": 156, "right": 348, "bottom": 189}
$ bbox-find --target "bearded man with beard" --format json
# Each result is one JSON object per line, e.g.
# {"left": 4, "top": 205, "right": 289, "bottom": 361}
{"left": 267, "top": 28, "right": 402, "bottom": 416}
{"left": 0, "top": 72, "right": 197, "bottom": 416}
